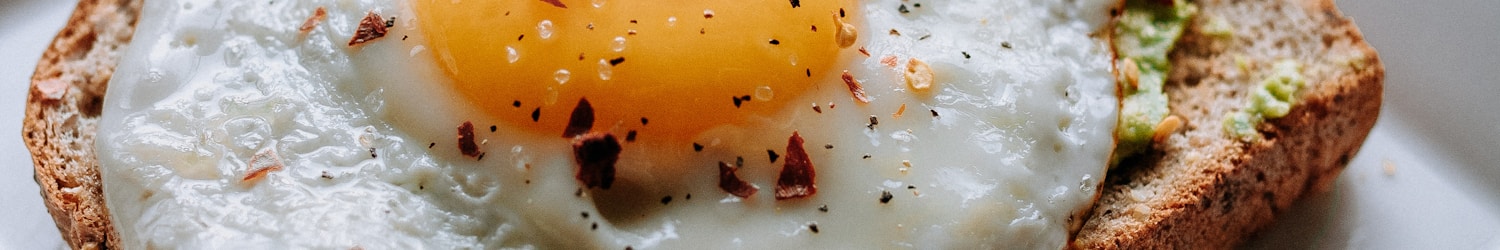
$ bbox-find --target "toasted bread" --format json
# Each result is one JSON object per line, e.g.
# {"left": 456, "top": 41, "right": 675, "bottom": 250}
{"left": 22, "top": 0, "right": 141, "bottom": 249}
{"left": 25, "top": 0, "right": 1380, "bottom": 248}
{"left": 1073, "top": 0, "right": 1383, "bottom": 248}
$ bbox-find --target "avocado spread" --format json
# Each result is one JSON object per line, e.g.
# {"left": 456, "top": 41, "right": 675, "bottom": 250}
{"left": 1224, "top": 60, "right": 1306, "bottom": 141}
{"left": 1112, "top": 0, "right": 1196, "bottom": 165}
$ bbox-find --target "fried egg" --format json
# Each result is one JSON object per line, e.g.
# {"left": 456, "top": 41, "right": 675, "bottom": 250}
{"left": 97, "top": 0, "right": 1118, "bottom": 248}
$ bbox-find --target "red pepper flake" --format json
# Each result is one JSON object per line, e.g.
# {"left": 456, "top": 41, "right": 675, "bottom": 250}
{"left": 241, "top": 147, "right": 284, "bottom": 184}
{"left": 718, "top": 162, "right": 759, "bottom": 198}
{"left": 572, "top": 132, "right": 622, "bottom": 189}
{"left": 457, "top": 121, "right": 482, "bottom": 158}
{"left": 767, "top": 149, "right": 780, "bottom": 163}
{"left": 540, "top": 0, "right": 568, "bottom": 9}
{"left": 703, "top": 10, "right": 715, "bottom": 19}
{"left": 775, "top": 131, "right": 817, "bottom": 200}
{"left": 840, "top": 71, "right": 871, "bottom": 103}
{"left": 858, "top": 47, "right": 871, "bottom": 57}
{"left": 348, "top": 11, "right": 388, "bottom": 46}
{"left": 564, "top": 98, "right": 595, "bottom": 138}
{"left": 298, "top": 7, "right": 327, "bottom": 33}
{"left": 880, "top": 55, "right": 899, "bottom": 67}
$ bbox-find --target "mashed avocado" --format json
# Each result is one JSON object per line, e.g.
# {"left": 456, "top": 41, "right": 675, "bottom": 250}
{"left": 1225, "top": 60, "right": 1306, "bottom": 141}
{"left": 1112, "top": 0, "right": 1196, "bottom": 165}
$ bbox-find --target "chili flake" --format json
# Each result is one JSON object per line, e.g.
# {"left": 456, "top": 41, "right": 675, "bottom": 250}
{"left": 718, "top": 162, "right": 759, "bottom": 198}
{"left": 572, "top": 132, "right": 622, "bottom": 189}
{"left": 457, "top": 121, "right": 482, "bottom": 158}
{"left": 775, "top": 132, "right": 817, "bottom": 200}
{"left": 348, "top": 11, "right": 389, "bottom": 46}
{"left": 540, "top": 0, "right": 567, "bottom": 8}
{"left": 298, "top": 7, "right": 327, "bottom": 33}
{"left": 840, "top": 71, "right": 871, "bottom": 103}
{"left": 564, "top": 98, "right": 596, "bottom": 138}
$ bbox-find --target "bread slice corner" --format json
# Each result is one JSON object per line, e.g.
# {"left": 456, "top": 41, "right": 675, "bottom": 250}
{"left": 1073, "top": 0, "right": 1383, "bottom": 248}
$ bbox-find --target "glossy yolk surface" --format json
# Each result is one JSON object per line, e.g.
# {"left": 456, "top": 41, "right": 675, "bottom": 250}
{"left": 415, "top": 0, "right": 859, "bottom": 140}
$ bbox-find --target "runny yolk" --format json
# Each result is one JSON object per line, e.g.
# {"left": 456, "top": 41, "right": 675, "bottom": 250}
{"left": 415, "top": 0, "right": 859, "bottom": 141}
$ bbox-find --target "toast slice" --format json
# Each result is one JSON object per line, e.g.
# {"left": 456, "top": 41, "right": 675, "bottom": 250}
{"left": 1073, "top": 0, "right": 1383, "bottom": 248}
{"left": 24, "top": 0, "right": 1380, "bottom": 248}
{"left": 22, "top": 0, "right": 141, "bottom": 249}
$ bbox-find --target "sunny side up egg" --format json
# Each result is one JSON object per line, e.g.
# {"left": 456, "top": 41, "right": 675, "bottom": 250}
{"left": 97, "top": 0, "right": 1118, "bottom": 249}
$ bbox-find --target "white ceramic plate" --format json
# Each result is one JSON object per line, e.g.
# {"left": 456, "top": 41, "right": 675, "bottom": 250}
{"left": 2, "top": 1, "right": 1496, "bottom": 249}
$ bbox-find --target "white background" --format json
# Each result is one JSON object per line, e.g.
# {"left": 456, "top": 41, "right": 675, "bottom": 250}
{"left": 2, "top": 0, "right": 1497, "bottom": 249}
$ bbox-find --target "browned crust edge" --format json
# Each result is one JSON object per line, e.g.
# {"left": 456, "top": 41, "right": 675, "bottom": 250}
{"left": 1072, "top": 0, "right": 1385, "bottom": 248}
{"left": 22, "top": 0, "right": 142, "bottom": 249}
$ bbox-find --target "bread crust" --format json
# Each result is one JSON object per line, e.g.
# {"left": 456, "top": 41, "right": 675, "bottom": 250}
{"left": 22, "top": 0, "right": 142, "bottom": 249}
{"left": 1073, "top": 0, "right": 1383, "bottom": 248}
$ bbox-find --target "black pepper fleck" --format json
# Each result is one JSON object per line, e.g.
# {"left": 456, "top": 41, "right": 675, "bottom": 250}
{"left": 811, "top": 25, "right": 818, "bottom": 32}
{"left": 769, "top": 39, "right": 781, "bottom": 45}
{"left": 789, "top": 0, "right": 800, "bottom": 8}
{"left": 839, "top": 8, "right": 845, "bottom": 17}
{"left": 736, "top": 156, "right": 745, "bottom": 167}
{"left": 1002, "top": 41, "right": 1012, "bottom": 49}
{"left": 930, "top": 109, "right": 939, "bottom": 117}
{"left": 402, "top": 35, "right": 408, "bottom": 40}
{"left": 625, "top": 130, "right": 638, "bottom": 142}
{"left": 477, "top": 152, "right": 486, "bottom": 161}
{"left": 640, "top": 117, "right": 649, "bottom": 125}
{"left": 660, "top": 196, "right": 673, "bottom": 205}
{"left": 862, "top": 154, "right": 871, "bottom": 159}
{"left": 918, "top": 34, "right": 931, "bottom": 40}
{"left": 369, "top": 147, "right": 377, "bottom": 158}
{"left": 809, "top": 223, "right": 820, "bottom": 233}
{"left": 384, "top": 17, "right": 395, "bottom": 28}
{"left": 531, "top": 108, "right": 541, "bottom": 122}
{"left": 898, "top": 4, "right": 910, "bottom": 14}
{"left": 518, "top": 34, "right": 525, "bottom": 41}
{"left": 818, "top": 204, "right": 829, "bottom": 212}
{"left": 962, "top": 51, "right": 971, "bottom": 59}
{"left": 630, "top": 19, "right": 638, "bottom": 24}
{"left": 609, "top": 57, "right": 626, "bottom": 66}
{"left": 907, "top": 185, "right": 916, "bottom": 189}
{"left": 429, "top": 142, "right": 435, "bottom": 148}
{"left": 768, "top": 149, "right": 781, "bottom": 163}
{"left": 867, "top": 115, "right": 879, "bottom": 129}
{"left": 693, "top": 143, "right": 704, "bottom": 152}
{"left": 581, "top": 211, "right": 590, "bottom": 218}
{"left": 490, "top": 125, "right": 497, "bottom": 132}
{"left": 592, "top": 222, "right": 598, "bottom": 230}
{"left": 914, "top": 3, "right": 922, "bottom": 7}
{"left": 512, "top": 100, "right": 522, "bottom": 107}
{"left": 685, "top": 193, "right": 692, "bottom": 200}
{"left": 880, "top": 190, "right": 894, "bottom": 203}
{"left": 812, "top": 104, "right": 822, "bottom": 113}
{"left": 733, "top": 96, "right": 743, "bottom": 108}
{"left": 806, "top": 68, "right": 812, "bottom": 77}
{"left": 824, "top": 144, "right": 833, "bottom": 149}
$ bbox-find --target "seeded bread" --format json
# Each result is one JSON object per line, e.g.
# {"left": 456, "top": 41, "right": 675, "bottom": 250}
{"left": 1073, "top": 0, "right": 1383, "bottom": 248}
{"left": 22, "top": 0, "right": 141, "bottom": 249}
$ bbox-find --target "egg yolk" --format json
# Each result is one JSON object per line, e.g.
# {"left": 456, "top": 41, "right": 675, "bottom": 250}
{"left": 415, "top": 0, "right": 859, "bottom": 141}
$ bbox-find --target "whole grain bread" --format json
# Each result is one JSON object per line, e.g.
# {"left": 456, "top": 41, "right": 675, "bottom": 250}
{"left": 22, "top": 0, "right": 141, "bottom": 249}
{"left": 1072, "top": 0, "right": 1383, "bottom": 248}
{"left": 25, "top": 0, "right": 1379, "bottom": 248}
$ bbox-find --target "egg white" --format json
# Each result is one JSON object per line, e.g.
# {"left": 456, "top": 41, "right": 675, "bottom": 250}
{"left": 97, "top": 0, "right": 1118, "bottom": 249}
